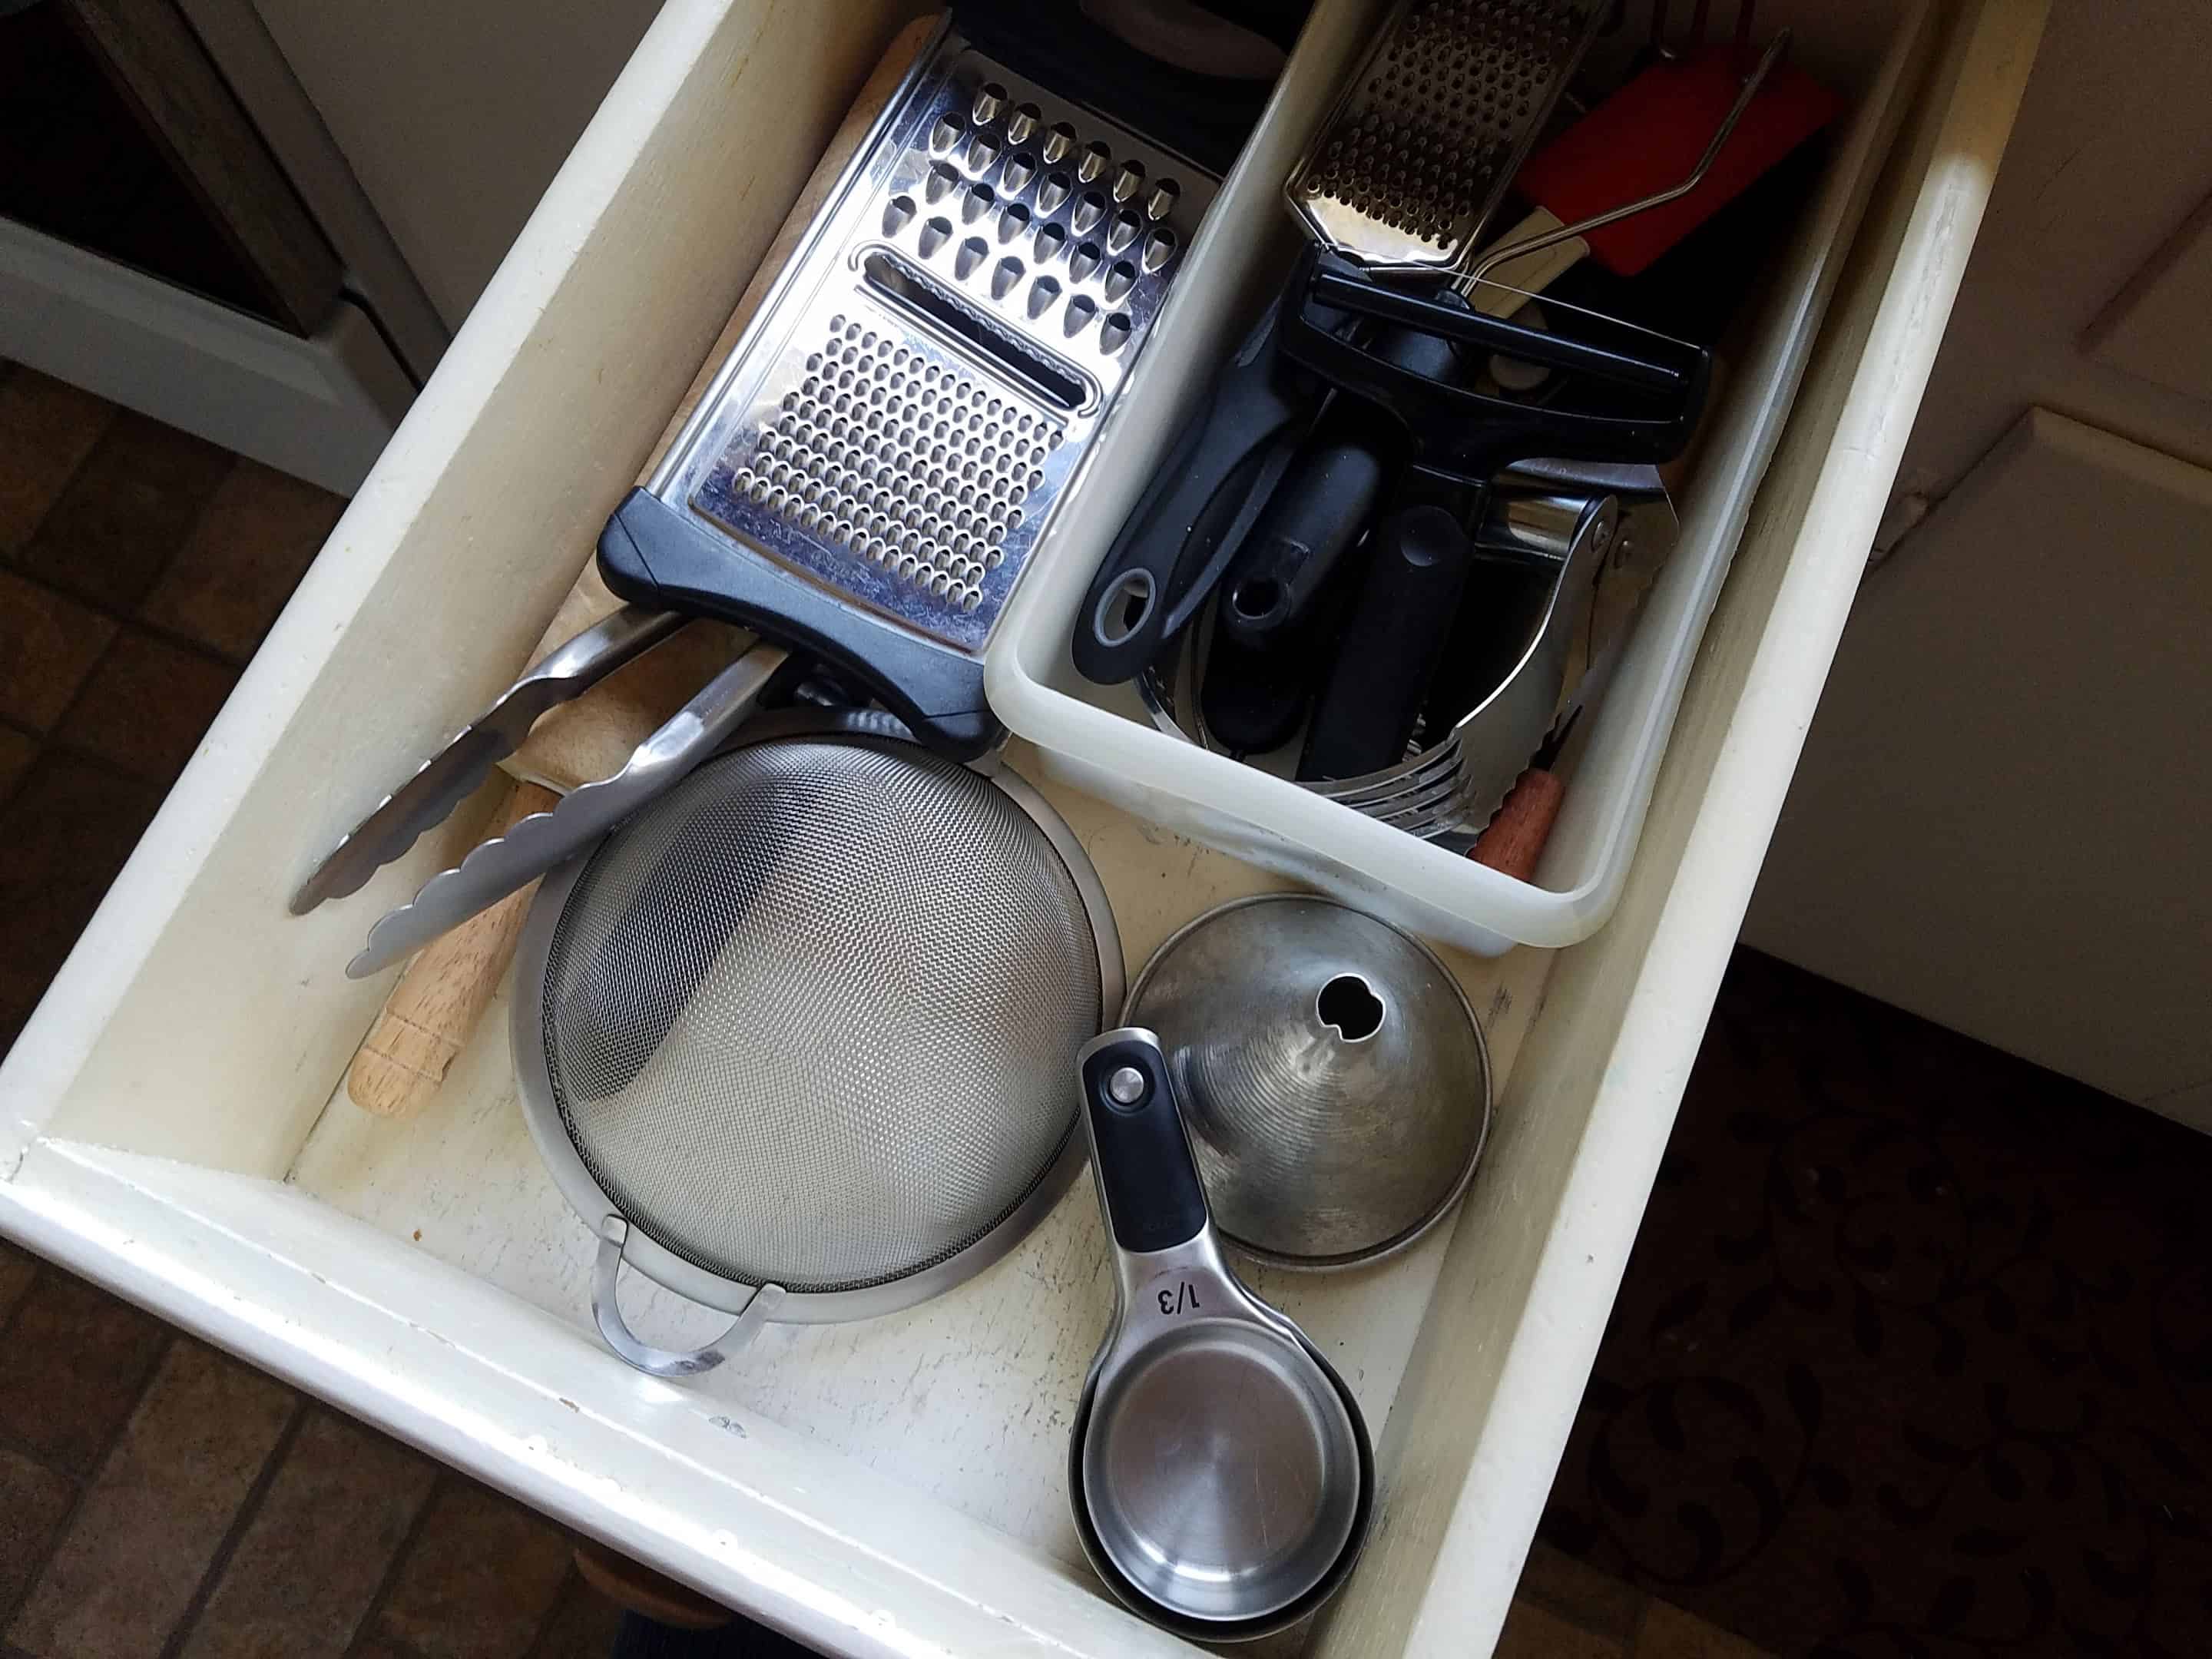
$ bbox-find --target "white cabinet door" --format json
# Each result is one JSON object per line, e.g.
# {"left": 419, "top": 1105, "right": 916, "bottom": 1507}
{"left": 251, "top": 0, "right": 667, "bottom": 327}
{"left": 1747, "top": 0, "right": 2212, "bottom": 1130}
{"left": 1746, "top": 409, "right": 2212, "bottom": 1123}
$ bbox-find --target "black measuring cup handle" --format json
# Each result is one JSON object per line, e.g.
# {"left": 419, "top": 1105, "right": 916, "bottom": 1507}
{"left": 598, "top": 488, "right": 998, "bottom": 760}
{"left": 1078, "top": 1028, "right": 1210, "bottom": 1255}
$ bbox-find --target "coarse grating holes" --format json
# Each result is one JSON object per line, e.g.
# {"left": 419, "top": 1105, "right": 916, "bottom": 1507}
{"left": 730, "top": 319, "right": 1061, "bottom": 614}
{"left": 689, "top": 65, "right": 1217, "bottom": 654}
{"left": 1302, "top": 0, "right": 1589, "bottom": 247}
{"left": 884, "top": 90, "right": 1184, "bottom": 345}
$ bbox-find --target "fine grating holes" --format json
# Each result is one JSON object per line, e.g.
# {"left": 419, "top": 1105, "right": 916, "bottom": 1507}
{"left": 1302, "top": 0, "right": 1586, "bottom": 244}
{"left": 731, "top": 315, "right": 1065, "bottom": 614}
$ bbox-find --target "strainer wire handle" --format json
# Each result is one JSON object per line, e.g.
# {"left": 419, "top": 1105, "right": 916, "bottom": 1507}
{"left": 591, "top": 1217, "right": 787, "bottom": 1377}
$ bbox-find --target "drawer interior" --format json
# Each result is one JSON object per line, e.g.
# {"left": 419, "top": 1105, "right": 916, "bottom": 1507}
{"left": 0, "top": 2, "right": 2039, "bottom": 1656}
{"left": 282, "top": 756, "right": 1558, "bottom": 1579}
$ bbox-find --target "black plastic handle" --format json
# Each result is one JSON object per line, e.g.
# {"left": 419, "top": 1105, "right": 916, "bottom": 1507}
{"left": 1218, "top": 434, "right": 1383, "bottom": 650}
{"left": 1080, "top": 1029, "right": 1210, "bottom": 1256}
{"left": 955, "top": 2, "right": 1294, "bottom": 175}
{"left": 1217, "top": 303, "right": 1469, "bottom": 654}
{"left": 598, "top": 489, "right": 998, "bottom": 760}
{"left": 1200, "top": 624, "right": 1322, "bottom": 755}
{"left": 1299, "top": 504, "right": 1477, "bottom": 781}
{"left": 1306, "top": 263, "right": 1689, "bottom": 394}
{"left": 1283, "top": 247, "right": 1712, "bottom": 482}
{"left": 1071, "top": 297, "right": 1311, "bottom": 685}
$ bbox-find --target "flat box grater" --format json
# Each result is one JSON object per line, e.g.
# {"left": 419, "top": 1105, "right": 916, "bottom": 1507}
{"left": 1286, "top": 0, "right": 1604, "bottom": 273}
{"left": 595, "top": 21, "right": 1218, "bottom": 755}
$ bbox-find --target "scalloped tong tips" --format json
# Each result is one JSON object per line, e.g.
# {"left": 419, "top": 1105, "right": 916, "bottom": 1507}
{"left": 290, "top": 604, "right": 789, "bottom": 980}
{"left": 289, "top": 606, "right": 683, "bottom": 916}
{"left": 344, "top": 644, "right": 786, "bottom": 978}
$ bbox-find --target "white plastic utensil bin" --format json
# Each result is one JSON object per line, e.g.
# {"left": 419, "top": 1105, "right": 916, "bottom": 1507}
{"left": 989, "top": 0, "right": 1972, "bottom": 957}
{"left": 0, "top": 3, "right": 2043, "bottom": 1657}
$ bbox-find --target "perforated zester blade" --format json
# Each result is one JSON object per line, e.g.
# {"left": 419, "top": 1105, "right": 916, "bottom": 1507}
{"left": 1286, "top": 0, "right": 1605, "bottom": 273}
{"left": 656, "top": 31, "right": 1219, "bottom": 657}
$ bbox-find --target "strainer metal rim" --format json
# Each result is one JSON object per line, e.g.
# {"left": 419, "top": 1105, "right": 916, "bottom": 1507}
{"left": 1121, "top": 892, "right": 1491, "bottom": 1273}
{"left": 512, "top": 707, "right": 1124, "bottom": 1326}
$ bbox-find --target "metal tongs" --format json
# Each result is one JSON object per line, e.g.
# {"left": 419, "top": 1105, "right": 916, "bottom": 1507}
{"left": 292, "top": 614, "right": 792, "bottom": 978}
{"left": 291, "top": 608, "right": 680, "bottom": 914}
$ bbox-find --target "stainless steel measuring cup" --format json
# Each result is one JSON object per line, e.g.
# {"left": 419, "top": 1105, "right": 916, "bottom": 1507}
{"left": 1069, "top": 1028, "right": 1374, "bottom": 1638}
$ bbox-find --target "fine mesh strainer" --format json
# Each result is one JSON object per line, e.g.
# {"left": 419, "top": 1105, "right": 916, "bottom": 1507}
{"left": 512, "top": 710, "right": 1121, "bottom": 1377}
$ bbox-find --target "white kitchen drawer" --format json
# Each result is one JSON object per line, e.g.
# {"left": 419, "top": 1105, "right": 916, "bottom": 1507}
{"left": 0, "top": 3, "right": 2044, "bottom": 1657}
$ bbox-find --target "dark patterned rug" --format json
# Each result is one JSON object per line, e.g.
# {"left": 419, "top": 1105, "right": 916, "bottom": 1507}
{"left": 1541, "top": 949, "right": 2212, "bottom": 1658}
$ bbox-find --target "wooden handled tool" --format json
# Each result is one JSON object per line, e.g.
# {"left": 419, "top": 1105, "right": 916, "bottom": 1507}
{"left": 1469, "top": 769, "right": 1566, "bottom": 882}
{"left": 345, "top": 15, "right": 945, "bottom": 1118}
{"left": 1467, "top": 36, "right": 1840, "bottom": 318}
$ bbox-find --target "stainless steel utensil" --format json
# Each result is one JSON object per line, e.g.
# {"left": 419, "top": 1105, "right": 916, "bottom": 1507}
{"left": 1124, "top": 893, "right": 1490, "bottom": 1268}
{"left": 289, "top": 605, "right": 684, "bottom": 914}
{"left": 1285, "top": 0, "right": 1606, "bottom": 274}
{"left": 347, "top": 644, "right": 788, "bottom": 977}
{"left": 1070, "top": 1028, "right": 1373, "bottom": 1638}
{"left": 512, "top": 710, "right": 1122, "bottom": 1377}
{"left": 1313, "top": 488, "right": 1615, "bottom": 836}
{"left": 1141, "top": 483, "right": 1656, "bottom": 842}
{"left": 621, "top": 25, "right": 1220, "bottom": 686}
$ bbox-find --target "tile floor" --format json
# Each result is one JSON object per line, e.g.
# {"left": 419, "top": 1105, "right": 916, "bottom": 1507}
{"left": 0, "top": 362, "right": 344, "bottom": 1053}
{"left": 0, "top": 1234, "right": 624, "bottom": 1659}
{"left": 1544, "top": 951, "right": 2212, "bottom": 1658}
{"left": 0, "top": 362, "right": 1767, "bottom": 1657}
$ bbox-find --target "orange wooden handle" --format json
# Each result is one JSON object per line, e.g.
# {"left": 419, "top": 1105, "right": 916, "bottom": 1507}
{"left": 344, "top": 781, "right": 560, "bottom": 1118}
{"left": 1470, "top": 768, "right": 1566, "bottom": 883}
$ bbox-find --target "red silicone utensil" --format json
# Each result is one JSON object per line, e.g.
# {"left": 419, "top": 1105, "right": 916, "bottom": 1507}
{"left": 1471, "top": 38, "right": 1842, "bottom": 310}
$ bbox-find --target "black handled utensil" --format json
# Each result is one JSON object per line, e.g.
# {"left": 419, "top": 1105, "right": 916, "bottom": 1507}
{"left": 1071, "top": 296, "right": 1318, "bottom": 684}
{"left": 1212, "top": 296, "right": 1476, "bottom": 654}
{"left": 1298, "top": 505, "right": 1476, "bottom": 779}
{"left": 1191, "top": 312, "right": 1467, "bottom": 751}
{"left": 1215, "top": 437, "right": 1386, "bottom": 650}
{"left": 1285, "top": 246, "right": 1707, "bottom": 779}
{"left": 1281, "top": 246, "right": 1711, "bottom": 485}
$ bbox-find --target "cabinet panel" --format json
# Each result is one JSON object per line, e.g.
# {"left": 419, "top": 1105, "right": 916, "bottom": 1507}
{"left": 2087, "top": 193, "right": 2212, "bottom": 405}
{"left": 1747, "top": 409, "right": 2212, "bottom": 1109}
{"left": 251, "top": 0, "right": 667, "bottom": 326}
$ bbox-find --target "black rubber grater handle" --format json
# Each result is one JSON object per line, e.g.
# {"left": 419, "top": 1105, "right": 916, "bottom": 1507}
{"left": 598, "top": 488, "right": 999, "bottom": 761}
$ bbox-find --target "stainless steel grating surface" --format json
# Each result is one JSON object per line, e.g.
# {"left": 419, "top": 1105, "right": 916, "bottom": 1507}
{"left": 713, "top": 314, "right": 1066, "bottom": 621}
{"left": 1289, "top": 0, "right": 1603, "bottom": 272}
{"left": 674, "top": 34, "right": 1219, "bottom": 654}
